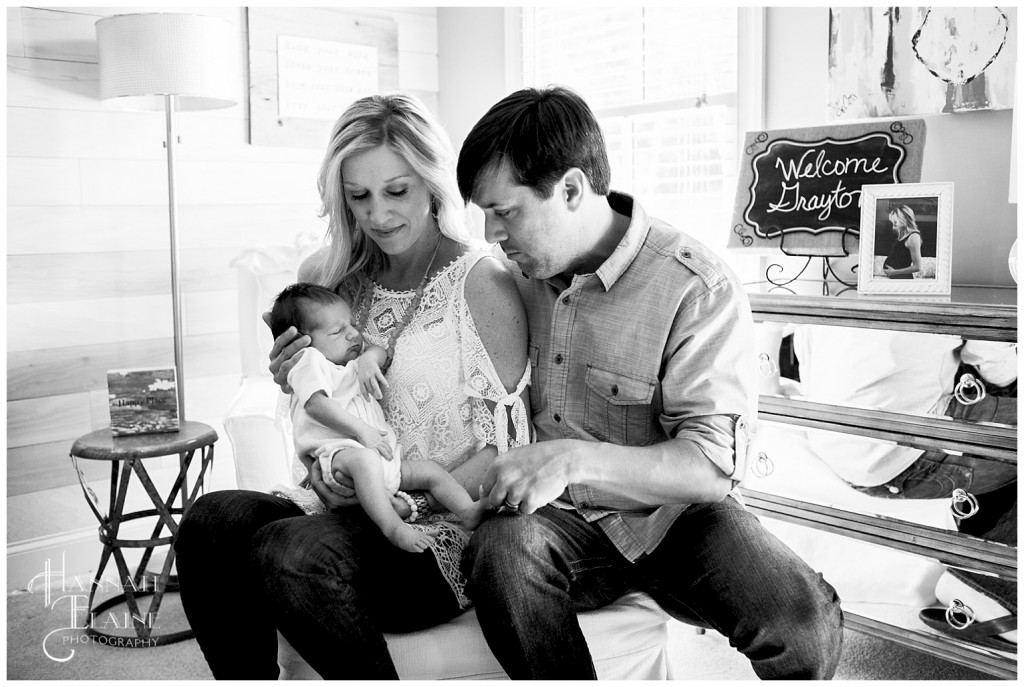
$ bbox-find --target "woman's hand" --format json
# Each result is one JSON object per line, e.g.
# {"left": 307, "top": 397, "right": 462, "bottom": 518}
{"left": 262, "top": 312, "right": 311, "bottom": 393}
{"left": 309, "top": 460, "right": 359, "bottom": 509}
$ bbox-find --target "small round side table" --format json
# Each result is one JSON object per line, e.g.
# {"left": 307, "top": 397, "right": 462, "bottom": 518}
{"left": 69, "top": 421, "right": 217, "bottom": 646}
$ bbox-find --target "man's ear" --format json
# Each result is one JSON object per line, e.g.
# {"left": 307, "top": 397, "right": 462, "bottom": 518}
{"left": 562, "top": 168, "right": 587, "bottom": 210}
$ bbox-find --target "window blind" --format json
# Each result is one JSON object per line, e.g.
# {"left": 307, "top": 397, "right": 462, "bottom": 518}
{"left": 521, "top": 6, "right": 739, "bottom": 244}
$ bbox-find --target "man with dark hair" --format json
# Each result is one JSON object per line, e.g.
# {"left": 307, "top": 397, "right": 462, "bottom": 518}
{"left": 457, "top": 86, "right": 844, "bottom": 679}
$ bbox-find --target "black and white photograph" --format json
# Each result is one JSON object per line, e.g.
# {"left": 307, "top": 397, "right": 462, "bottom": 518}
{"left": 857, "top": 182, "right": 954, "bottom": 295}
{"left": 7, "top": 6, "right": 1017, "bottom": 682}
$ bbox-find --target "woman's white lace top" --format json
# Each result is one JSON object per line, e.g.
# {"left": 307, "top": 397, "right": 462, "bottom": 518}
{"left": 357, "top": 249, "right": 530, "bottom": 607}
{"left": 368, "top": 249, "right": 529, "bottom": 466}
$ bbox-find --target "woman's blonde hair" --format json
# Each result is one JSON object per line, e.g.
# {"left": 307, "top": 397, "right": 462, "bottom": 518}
{"left": 311, "top": 93, "right": 475, "bottom": 291}
{"left": 887, "top": 204, "right": 918, "bottom": 241}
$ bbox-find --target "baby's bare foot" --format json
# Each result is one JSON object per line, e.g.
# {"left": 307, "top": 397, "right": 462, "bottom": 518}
{"left": 459, "top": 499, "right": 493, "bottom": 531}
{"left": 385, "top": 523, "right": 436, "bottom": 553}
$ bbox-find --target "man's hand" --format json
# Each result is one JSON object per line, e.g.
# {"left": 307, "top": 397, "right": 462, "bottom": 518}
{"left": 309, "top": 460, "right": 358, "bottom": 509}
{"left": 262, "top": 312, "right": 311, "bottom": 393}
{"left": 481, "top": 439, "right": 579, "bottom": 514}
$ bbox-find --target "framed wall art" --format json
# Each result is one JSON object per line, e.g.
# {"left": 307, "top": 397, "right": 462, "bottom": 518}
{"left": 828, "top": 7, "right": 1016, "bottom": 120}
{"left": 246, "top": 8, "right": 398, "bottom": 148}
{"left": 857, "top": 182, "right": 953, "bottom": 295}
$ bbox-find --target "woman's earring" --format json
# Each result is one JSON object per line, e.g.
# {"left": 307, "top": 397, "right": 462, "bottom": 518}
{"left": 430, "top": 197, "right": 440, "bottom": 222}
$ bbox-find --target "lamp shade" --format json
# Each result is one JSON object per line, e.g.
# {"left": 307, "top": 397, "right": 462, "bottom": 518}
{"left": 96, "top": 13, "right": 236, "bottom": 111}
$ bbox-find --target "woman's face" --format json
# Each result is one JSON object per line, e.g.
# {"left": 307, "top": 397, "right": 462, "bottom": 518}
{"left": 889, "top": 212, "right": 905, "bottom": 233}
{"left": 341, "top": 145, "right": 434, "bottom": 257}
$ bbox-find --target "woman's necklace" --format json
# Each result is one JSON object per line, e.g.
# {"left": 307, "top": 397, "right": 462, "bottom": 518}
{"left": 355, "top": 233, "right": 443, "bottom": 373}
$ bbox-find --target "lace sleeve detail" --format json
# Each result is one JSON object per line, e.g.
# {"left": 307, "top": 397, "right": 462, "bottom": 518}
{"left": 492, "top": 366, "right": 531, "bottom": 453}
{"left": 456, "top": 253, "right": 533, "bottom": 454}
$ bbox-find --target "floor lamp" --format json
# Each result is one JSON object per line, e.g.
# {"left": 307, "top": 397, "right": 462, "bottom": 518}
{"left": 96, "top": 13, "right": 236, "bottom": 424}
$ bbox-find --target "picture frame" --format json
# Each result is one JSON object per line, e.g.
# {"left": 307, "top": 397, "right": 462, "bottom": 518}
{"left": 857, "top": 182, "right": 953, "bottom": 295}
{"left": 107, "top": 367, "right": 180, "bottom": 436}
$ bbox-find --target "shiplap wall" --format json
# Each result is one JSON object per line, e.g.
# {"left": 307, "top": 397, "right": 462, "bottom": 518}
{"left": 7, "top": 6, "right": 440, "bottom": 511}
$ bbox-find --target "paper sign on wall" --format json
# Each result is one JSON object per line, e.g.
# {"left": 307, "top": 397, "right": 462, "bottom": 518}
{"left": 277, "top": 35, "right": 378, "bottom": 121}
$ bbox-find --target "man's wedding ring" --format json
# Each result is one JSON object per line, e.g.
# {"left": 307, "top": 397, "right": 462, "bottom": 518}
{"left": 502, "top": 499, "right": 520, "bottom": 512}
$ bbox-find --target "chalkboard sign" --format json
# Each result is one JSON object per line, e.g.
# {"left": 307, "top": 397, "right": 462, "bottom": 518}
{"left": 729, "top": 120, "right": 926, "bottom": 255}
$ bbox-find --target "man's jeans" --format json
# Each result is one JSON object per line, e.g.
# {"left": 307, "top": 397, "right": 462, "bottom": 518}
{"left": 175, "top": 490, "right": 462, "bottom": 679}
{"left": 462, "top": 496, "right": 844, "bottom": 679}
{"left": 853, "top": 394, "right": 1016, "bottom": 544}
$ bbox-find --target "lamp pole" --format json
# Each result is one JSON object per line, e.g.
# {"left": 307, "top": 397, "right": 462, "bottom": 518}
{"left": 164, "top": 94, "right": 186, "bottom": 424}
{"left": 96, "top": 12, "right": 237, "bottom": 428}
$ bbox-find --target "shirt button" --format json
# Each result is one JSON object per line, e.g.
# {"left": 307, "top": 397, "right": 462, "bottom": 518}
{"left": 611, "top": 384, "right": 619, "bottom": 396}
{"left": 561, "top": 295, "right": 570, "bottom": 305}
{"left": 681, "top": 249, "right": 692, "bottom": 259}
{"left": 555, "top": 354, "right": 564, "bottom": 364}
{"left": 579, "top": 502, "right": 589, "bottom": 509}
{"left": 553, "top": 413, "right": 562, "bottom": 423}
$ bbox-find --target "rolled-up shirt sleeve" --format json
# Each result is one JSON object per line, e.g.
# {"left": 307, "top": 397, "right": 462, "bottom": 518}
{"left": 658, "top": 274, "right": 758, "bottom": 482}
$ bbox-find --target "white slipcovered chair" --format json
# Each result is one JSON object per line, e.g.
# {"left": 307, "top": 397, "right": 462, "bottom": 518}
{"left": 279, "top": 591, "right": 673, "bottom": 679}
{"left": 223, "top": 243, "right": 676, "bottom": 680}
{"left": 223, "top": 242, "right": 304, "bottom": 491}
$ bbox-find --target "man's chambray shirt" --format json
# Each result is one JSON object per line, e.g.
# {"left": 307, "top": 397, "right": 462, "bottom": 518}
{"left": 512, "top": 191, "right": 757, "bottom": 563}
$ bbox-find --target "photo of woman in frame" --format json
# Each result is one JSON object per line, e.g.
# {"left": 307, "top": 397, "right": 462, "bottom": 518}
{"left": 858, "top": 182, "right": 953, "bottom": 296}
{"left": 874, "top": 198, "right": 938, "bottom": 280}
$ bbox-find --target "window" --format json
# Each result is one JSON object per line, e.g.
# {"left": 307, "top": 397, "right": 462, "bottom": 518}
{"left": 520, "top": 7, "right": 757, "bottom": 257}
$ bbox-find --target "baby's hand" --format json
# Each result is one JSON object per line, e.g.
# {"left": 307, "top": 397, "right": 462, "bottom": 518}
{"left": 356, "top": 426, "right": 394, "bottom": 461}
{"left": 355, "top": 350, "right": 390, "bottom": 400}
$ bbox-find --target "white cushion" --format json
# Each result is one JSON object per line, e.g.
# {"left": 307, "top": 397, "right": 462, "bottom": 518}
{"left": 223, "top": 376, "right": 293, "bottom": 492}
{"left": 277, "top": 591, "right": 672, "bottom": 680}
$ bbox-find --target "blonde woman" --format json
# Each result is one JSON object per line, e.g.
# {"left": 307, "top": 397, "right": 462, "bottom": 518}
{"left": 176, "top": 93, "right": 530, "bottom": 679}
{"left": 882, "top": 204, "right": 924, "bottom": 279}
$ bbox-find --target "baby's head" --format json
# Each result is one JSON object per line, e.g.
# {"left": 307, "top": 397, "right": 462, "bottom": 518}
{"left": 270, "top": 283, "right": 363, "bottom": 365}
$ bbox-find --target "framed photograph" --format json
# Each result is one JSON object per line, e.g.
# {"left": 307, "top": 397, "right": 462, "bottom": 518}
{"left": 857, "top": 182, "right": 953, "bottom": 295}
{"left": 107, "top": 367, "right": 179, "bottom": 436}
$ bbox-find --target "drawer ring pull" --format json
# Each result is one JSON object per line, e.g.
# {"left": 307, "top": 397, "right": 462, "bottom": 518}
{"left": 945, "top": 598, "right": 976, "bottom": 630}
{"left": 953, "top": 373, "right": 986, "bottom": 406}
{"left": 751, "top": 451, "right": 774, "bottom": 478}
{"left": 950, "top": 488, "right": 979, "bottom": 520}
{"left": 758, "top": 353, "right": 777, "bottom": 377}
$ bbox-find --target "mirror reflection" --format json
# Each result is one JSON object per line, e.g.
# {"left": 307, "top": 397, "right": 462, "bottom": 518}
{"left": 749, "top": 320, "right": 1016, "bottom": 626}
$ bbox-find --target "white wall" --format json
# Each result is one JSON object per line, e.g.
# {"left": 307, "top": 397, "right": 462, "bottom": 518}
{"left": 6, "top": 5, "right": 441, "bottom": 590}
{"left": 437, "top": 7, "right": 510, "bottom": 154}
{"left": 765, "top": 7, "right": 1017, "bottom": 286}
{"left": 436, "top": 7, "right": 512, "bottom": 238}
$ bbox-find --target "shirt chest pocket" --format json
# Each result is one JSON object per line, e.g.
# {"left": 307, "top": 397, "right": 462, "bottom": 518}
{"left": 583, "top": 366, "right": 657, "bottom": 446}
